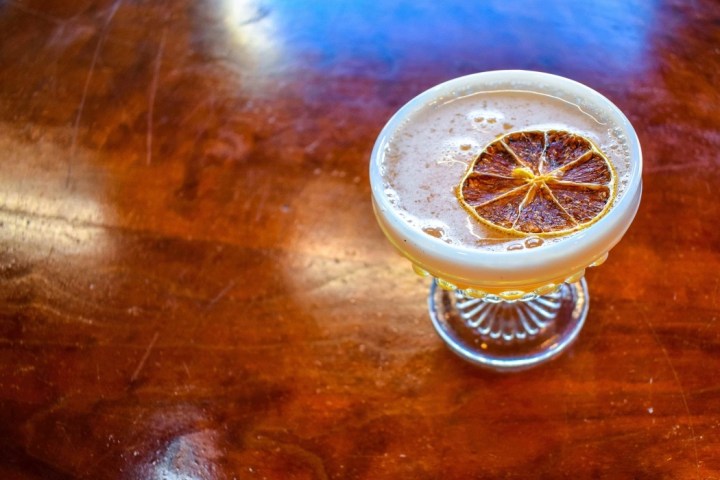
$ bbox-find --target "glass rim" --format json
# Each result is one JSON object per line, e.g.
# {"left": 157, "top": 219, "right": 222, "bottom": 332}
{"left": 369, "top": 70, "right": 643, "bottom": 280}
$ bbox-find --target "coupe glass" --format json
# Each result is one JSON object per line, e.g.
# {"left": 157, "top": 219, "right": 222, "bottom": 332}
{"left": 369, "top": 71, "right": 642, "bottom": 371}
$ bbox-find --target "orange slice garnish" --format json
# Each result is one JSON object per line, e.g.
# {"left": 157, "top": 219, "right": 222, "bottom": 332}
{"left": 458, "top": 130, "right": 617, "bottom": 236}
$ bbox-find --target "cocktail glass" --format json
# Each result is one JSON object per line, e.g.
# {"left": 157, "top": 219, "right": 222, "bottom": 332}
{"left": 369, "top": 71, "right": 642, "bottom": 371}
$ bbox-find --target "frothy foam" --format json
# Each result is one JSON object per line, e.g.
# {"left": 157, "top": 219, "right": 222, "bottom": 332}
{"left": 380, "top": 89, "right": 632, "bottom": 252}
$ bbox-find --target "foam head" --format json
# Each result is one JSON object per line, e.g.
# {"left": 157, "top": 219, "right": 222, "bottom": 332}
{"left": 370, "top": 71, "right": 642, "bottom": 295}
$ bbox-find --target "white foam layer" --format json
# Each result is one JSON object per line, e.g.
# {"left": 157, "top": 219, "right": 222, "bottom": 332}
{"left": 382, "top": 89, "right": 631, "bottom": 252}
{"left": 369, "top": 71, "right": 642, "bottom": 290}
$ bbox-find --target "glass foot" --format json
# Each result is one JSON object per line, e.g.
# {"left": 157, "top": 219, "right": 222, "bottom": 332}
{"left": 428, "top": 278, "right": 589, "bottom": 371}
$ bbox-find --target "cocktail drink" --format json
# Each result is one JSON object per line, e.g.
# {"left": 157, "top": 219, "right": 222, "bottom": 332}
{"left": 369, "top": 71, "right": 642, "bottom": 370}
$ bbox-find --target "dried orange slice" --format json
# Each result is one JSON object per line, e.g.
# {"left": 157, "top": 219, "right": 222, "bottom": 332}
{"left": 458, "top": 130, "right": 616, "bottom": 236}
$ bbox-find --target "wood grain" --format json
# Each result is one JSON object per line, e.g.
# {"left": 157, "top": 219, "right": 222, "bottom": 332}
{"left": 1, "top": 0, "right": 720, "bottom": 478}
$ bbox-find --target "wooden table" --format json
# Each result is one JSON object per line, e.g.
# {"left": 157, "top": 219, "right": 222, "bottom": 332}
{"left": 1, "top": 0, "right": 719, "bottom": 478}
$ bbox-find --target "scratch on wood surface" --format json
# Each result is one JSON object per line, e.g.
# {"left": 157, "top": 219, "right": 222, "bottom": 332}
{"left": 146, "top": 27, "right": 167, "bottom": 165}
{"left": 6, "top": 0, "right": 62, "bottom": 23}
{"left": 130, "top": 331, "right": 159, "bottom": 383}
{"left": 206, "top": 280, "right": 236, "bottom": 310}
{"left": 253, "top": 188, "right": 270, "bottom": 223}
{"left": 641, "top": 307, "right": 701, "bottom": 475}
{"left": 66, "top": 0, "right": 122, "bottom": 187}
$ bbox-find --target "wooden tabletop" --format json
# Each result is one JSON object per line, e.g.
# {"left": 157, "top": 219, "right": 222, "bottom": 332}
{"left": 2, "top": 0, "right": 720, "bottom": 478}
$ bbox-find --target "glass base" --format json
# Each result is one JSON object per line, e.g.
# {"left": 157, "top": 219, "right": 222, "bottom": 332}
{"left": 428, "top": 278, "right": 589, "bottom": 371}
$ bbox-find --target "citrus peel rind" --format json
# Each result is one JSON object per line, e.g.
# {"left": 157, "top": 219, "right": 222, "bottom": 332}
{"left": 458, "top": 130, "right": 617, "bottom": 237}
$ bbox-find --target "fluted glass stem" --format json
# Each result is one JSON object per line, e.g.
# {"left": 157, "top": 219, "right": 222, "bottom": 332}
{"left": 428, "top": 278, "right": 589, "bottom": 371}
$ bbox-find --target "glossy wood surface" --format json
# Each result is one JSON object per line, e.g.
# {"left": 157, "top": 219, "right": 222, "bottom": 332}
{"left": 2, "top": 0, "right": 720, "bottom": 478}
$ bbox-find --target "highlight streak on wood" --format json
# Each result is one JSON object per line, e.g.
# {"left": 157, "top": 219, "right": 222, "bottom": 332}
{"left": 146, "top": 27, "right": 167, "bottom": 165}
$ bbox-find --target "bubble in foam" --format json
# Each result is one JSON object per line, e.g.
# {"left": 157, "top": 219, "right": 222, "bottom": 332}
{"left": 384, "top": 187, "right": 400, "bottom": 206}
{"left": 439, "top": 138, "right": 480, "bottom": 165}
{"left": 467, "top": 110, "right": 505, "bottom": 132}
{"left": 422, "top": 226, "right": 445, "bottom": 239}
{"left": 525, "top": 237, "right": 544, "bottom": 249}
